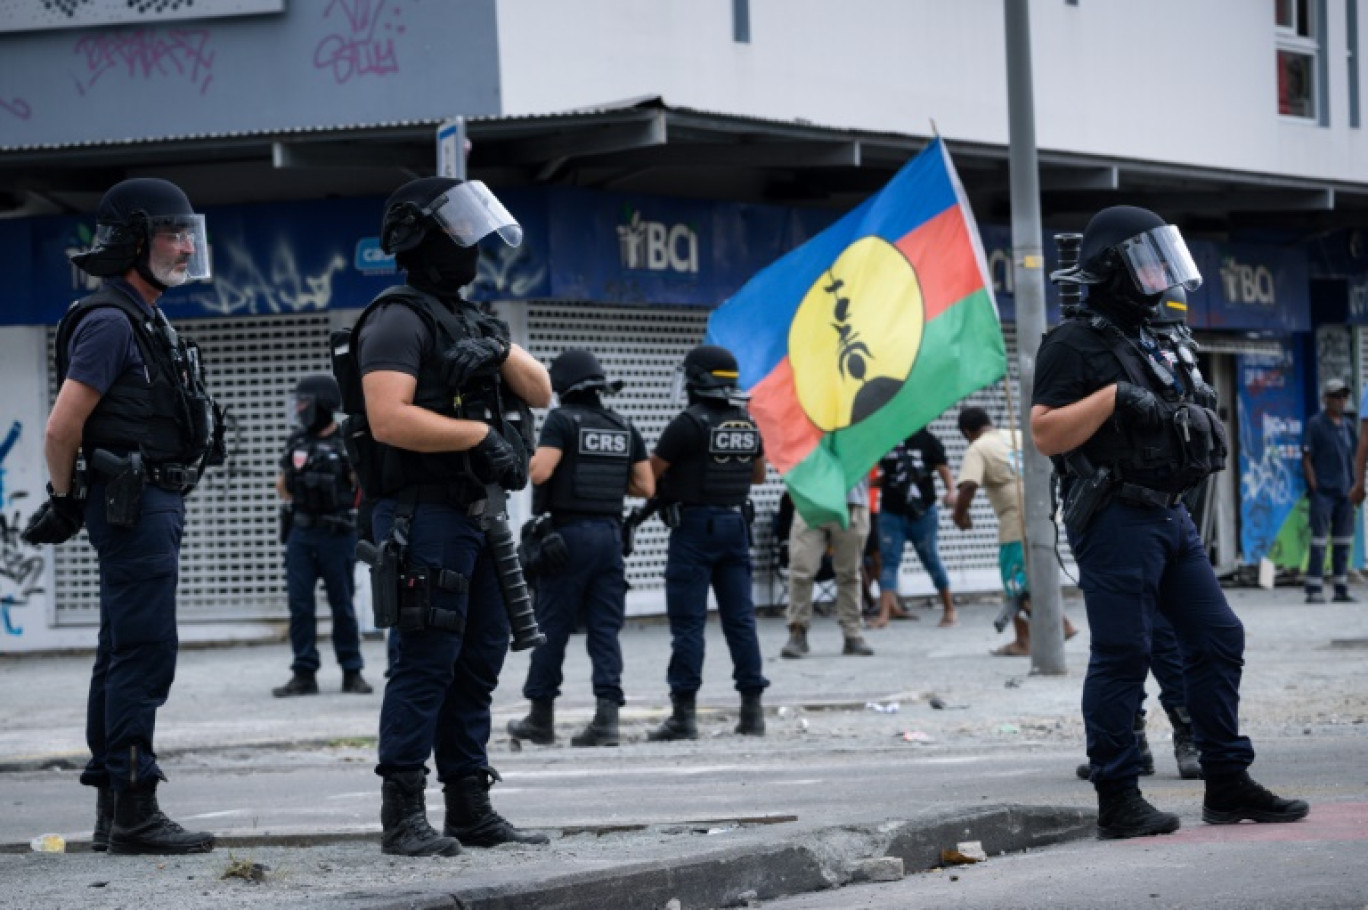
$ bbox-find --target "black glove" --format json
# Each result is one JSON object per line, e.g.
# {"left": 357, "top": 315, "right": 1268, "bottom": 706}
{"left": 469, "top": 427, "right": 527, "bottom": 491}
{"left": 441, "top": 337, "right": 510, "bottom": 389}
{"left": 540, "top": 530, "right": 569, "bottom": 574}
{"left": 22, "top": 485, "right": 85, "bottom": 545}
{"left": 1115, "top": 381, "right": 1163, "bottom": 430}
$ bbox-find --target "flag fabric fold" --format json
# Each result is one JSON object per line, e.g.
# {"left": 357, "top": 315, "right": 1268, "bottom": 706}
{"left": 706, "top": 138, "right": 1007, "bottom": 528}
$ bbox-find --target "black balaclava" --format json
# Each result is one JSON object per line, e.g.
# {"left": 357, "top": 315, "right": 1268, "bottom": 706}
{"left": 398, "top": 229, "right": 480, "bottom": 299}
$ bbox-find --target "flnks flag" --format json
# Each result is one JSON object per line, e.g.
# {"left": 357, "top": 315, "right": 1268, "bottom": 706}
{"left": 706, "top": 138, "right": 1006, "bottom": 527}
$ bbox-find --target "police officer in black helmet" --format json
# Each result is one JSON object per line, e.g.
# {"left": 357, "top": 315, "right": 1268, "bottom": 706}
{"left": 1032, "top": 205, "right": 1307, "bottom": 839}
{"left": 648, "top": 344, "right": 770, "bottom": 741}
{"left": 507, "top": 349, "right": 653, "bottom": 747}
{"left": 272, "top": 374, "right": 372, "bottom": 698}
{"left": 343, "top": 177, "right": 551, "bottom": 857}
{"left": 23, "top": 178, "right": 221, "bottom": 855}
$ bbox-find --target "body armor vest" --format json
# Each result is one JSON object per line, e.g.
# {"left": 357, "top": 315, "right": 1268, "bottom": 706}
{"left": 285, "top": 430, "right": 356, "bottom": 516}
{"left": 54, "top": 285, "right": 221, "bottom": 467}
{"left": 1059, "top": 316, "right": 1226, "bottom": 494}
{"left": 658, "top": 403, "right": 760, "bottom": 507}
{"left": 333, "top": 286, "right": 523, "bottom": 501}
{"left": 544, "top": 405, "right": 633, "bottom": 518}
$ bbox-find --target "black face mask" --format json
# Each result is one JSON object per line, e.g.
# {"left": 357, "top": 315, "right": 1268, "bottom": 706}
{"left": 1088, "top": 272, "right": 1160, "bottom": 330}
{"left": 399, "top": 230, "right": 480, "bottom": 297}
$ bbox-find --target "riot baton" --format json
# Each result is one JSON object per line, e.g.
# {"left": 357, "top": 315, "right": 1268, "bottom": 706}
{"left": 480, "top": 483, "right": 546, "bottom": 651}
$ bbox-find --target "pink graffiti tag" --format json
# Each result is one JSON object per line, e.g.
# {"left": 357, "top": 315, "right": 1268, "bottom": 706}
{"left": 314, "top": 0, "right": 405, "bottom": 84}
{"left": 72, "top": 29, "right": 216, "bottom": 96}
{"left": 0, "top": 97, "right": 32, "bottom": 120}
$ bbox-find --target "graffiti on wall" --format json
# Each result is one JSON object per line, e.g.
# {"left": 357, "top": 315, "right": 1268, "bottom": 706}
{"left": 0, "top": 421, "right": 44, "bottom": 636}
{"left": 1, "top": 94, "right": 32, "bottom": 120}
{"left": 314, "top": 0, "right": 404, "bottom": 84}
{"left": 191, "top": 237, "right": 348, "bottom": 316}
{"left": 1237, "top": 349, "right": 1305, "bottom": 565}
{"left": 472, "top": 243, "right": 549, "bottom": 299}
{"left": 72, "top": 28, "right": 217, "bottom": 96}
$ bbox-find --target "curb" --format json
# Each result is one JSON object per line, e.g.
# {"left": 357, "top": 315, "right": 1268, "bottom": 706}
{"left": 326, "top": 804, "right": 1096, "bottom": 910}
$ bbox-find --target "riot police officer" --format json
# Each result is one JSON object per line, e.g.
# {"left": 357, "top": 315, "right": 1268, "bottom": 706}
{"left": 507, "top": 349, "right": 653, "bottom": 747}
{"left": 341, "top": 176, "right": 551, "bottom": 857}
{"left": 1032, "top": 205, "right": 1307, "bottom": 839}
{"left": 272, "top": 374, "right": 371, "bottom": 698}
{"left": 23, "top": 178, "right": 221, "bottom": 855}
{"left": 648, "top": 344, "right": 769, "bottom": 740}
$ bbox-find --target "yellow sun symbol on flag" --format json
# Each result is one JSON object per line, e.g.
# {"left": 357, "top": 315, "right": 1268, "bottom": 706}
{"left": 788, "top": 236, "right": 924, "bottom": 432}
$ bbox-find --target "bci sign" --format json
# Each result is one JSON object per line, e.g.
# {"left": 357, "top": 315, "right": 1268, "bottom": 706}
{"left": 616, "top": 209, "right": 699, "bottom": 274}
{"left": 1219, "top": 256, "right": 1277, "bottom": 306}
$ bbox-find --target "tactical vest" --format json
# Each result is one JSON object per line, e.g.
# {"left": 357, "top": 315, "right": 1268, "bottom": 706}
{"left": 332, "top": 285, "right": 525, "bottom": 502}
{"left": 1059, "top": 316, "right": 1227, "bottom": 494}
{"left": 543, "top": 404, "right": 634, "bottom": 518}
{"left": 284, "top": 429, "right": 356, "bottom": 516}
{"left": 54, "top": 284, "right": 221, "bottom": 468}
{"left": 657, "top": 403, "right": 760, "bottom": 507}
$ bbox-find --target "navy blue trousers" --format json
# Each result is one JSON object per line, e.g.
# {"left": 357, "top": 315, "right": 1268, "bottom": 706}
{"left": 284, "top": 523, "right": 363, "bottom": 673}
{"left": 1069, "top": 500, "right": 1253, "bottom": 787}
{"left": 663, "top": 507, "right": 769, "bottom": 697}
{"left": 372, "top": 499, "right": 509, "bottom": 782}
{"left": 1148, "top": 613, "right": 1185, "bottom": 716}
{"left": 80, "top": 483, "right": 184, "bottom": 792}
{"left": 523, "top": 518, "right": 627, "bottom": 705}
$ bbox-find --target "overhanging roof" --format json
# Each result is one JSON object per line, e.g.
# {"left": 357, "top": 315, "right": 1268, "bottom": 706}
{"left": 3, "top": 95, "right": 1366, "bottom": 240}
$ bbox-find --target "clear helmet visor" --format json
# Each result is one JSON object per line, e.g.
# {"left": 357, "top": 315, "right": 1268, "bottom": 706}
{"left": 1115, "top": 224, "right": 1201, "bottom": 296}
{"left": 134, "top": 214, "right": 211, "bottom": 282}
{"left": 425, "top": 180, "right": 523, "bottom": 248}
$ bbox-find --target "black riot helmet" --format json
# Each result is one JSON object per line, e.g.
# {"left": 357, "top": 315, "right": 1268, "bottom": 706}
{"left": 1050, "top": 205, "right": 1201, "bottom": 315}
{"left": 380, "top": 177, "right": 522, "bottom": 295}
{"left": 549, "top": 348, "right": 623, "bottom": 398}
{"left": 294, "top": 373, "right": 342, "bottom": 431}
{"left": 677, "top": 344, "right": 749, "bottom": 404}
{"left": 1150, "top": 284, "right": 1188, "bottom": 327}
{"left": 70, "top": 178, "right": 210, "bottom": 284}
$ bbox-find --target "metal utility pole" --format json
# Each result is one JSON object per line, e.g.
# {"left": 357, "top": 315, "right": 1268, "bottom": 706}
{"left": 1003, "top": 0, "right": 1065, "bottom": 674}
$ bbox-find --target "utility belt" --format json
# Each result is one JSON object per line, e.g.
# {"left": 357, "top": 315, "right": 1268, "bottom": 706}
{"left": 293, "top": 511, "right": 357, "bottom": 532}
{"left": 89, "top": 449, "right": 199, "bottom": 527}
{"left": 1112, "top": 483, "right": 1184, "bottom": 510}
{"left": 398, "top": 481, "right": 488, "bottom": 515}
{"left": 356, "top": 536, "right": 469, "bottom": 633}
{"left": 664, "top": 500, "right": 755, "bottom": 528}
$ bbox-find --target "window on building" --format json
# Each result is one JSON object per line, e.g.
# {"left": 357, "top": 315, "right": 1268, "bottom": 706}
{"left": 733, "top": 0, "right": 750, "bottom": 43}
{"left": 1276, "top": 0, "right": 1320, "bottom": 119}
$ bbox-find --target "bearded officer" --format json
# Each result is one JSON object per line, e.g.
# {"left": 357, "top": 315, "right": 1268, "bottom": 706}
{"left": 25, "top": 178, "right": 221, "bottom": 855}
{"left": 647, "top": 344, "right": 769, "bottom": 741}
{"left": 507, "top": 349, "right": 653, "bottom": 747}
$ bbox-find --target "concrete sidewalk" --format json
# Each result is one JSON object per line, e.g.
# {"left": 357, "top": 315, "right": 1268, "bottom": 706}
{"left": 1, "top": 585, "right": 1364, "bottom": 909}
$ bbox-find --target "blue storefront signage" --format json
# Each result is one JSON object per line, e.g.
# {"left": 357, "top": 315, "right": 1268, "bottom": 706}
{"left": 9, "top": 188, "right": 1313, "bottom": 333}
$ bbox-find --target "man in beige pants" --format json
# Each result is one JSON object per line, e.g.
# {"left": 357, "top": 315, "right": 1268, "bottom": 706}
{"left": 780, "top": 479, "right": 874, "bottom": 658}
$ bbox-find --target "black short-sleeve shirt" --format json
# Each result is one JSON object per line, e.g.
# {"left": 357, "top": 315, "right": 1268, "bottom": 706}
{"left": 1031, "top": 320, "right": 1129, "bottom": 410}
{"left": 539, "top": 408, "right": 648, "bottom": 464}
{"left": 356, "top": 302, "right": 430, "bottom": 378}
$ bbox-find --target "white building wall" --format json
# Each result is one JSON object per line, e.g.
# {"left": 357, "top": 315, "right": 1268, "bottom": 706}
{"left": 497, "top": 0, "right": 1368, "bottom": 184}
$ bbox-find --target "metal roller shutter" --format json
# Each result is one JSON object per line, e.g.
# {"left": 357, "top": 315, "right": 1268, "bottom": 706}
{"left": 51, "top": 313, "right": 335, "bottom": 625}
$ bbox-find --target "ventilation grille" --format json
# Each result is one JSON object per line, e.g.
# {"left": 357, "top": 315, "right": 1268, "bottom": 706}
{"left": 51, "top": 313, "right": 334, "bottom": 624}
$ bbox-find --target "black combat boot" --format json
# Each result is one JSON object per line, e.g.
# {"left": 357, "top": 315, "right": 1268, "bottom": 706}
{"left": 1202, "top": 770, "right": 1309, "bottom": 825}
{"left": 735, "top": 691, "right": 765, "bottom": 736}
{"left": 108, "top": 780, "right": 215, "bottom": 855}
{"left": 507, "top": 699, "right": 556, "bottom": 745}
{"left": 570, "top": 698, "right": 619, "bottom": 748}
{"left": 780, "top": 624, "right": 808, "bottom": 659}
{"left": 342, "top": 670, "right": 373, "bottom": 694}
{"left": 1095, "top": 784, "right": 1181, "bottom": 840}
{"left": 647, "top": 693, "right": 698, "bottom": 741}
{"left": 380, "top": 768, "right": 462, "bottom": 856}
{"left": 272, "top": 670, "right": 319, "bottom": 698}
{"left": 1166, "top": 706, "right": 1203, "bottom": 780}
{"left": 91, "top": 787, "right": 114, "bottom": 852}
{"left": 443, "top": 768, "right": 549, "bottom": 847}
{"left": 1134, "top": 712, "right": 1155, "bottom": 776}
